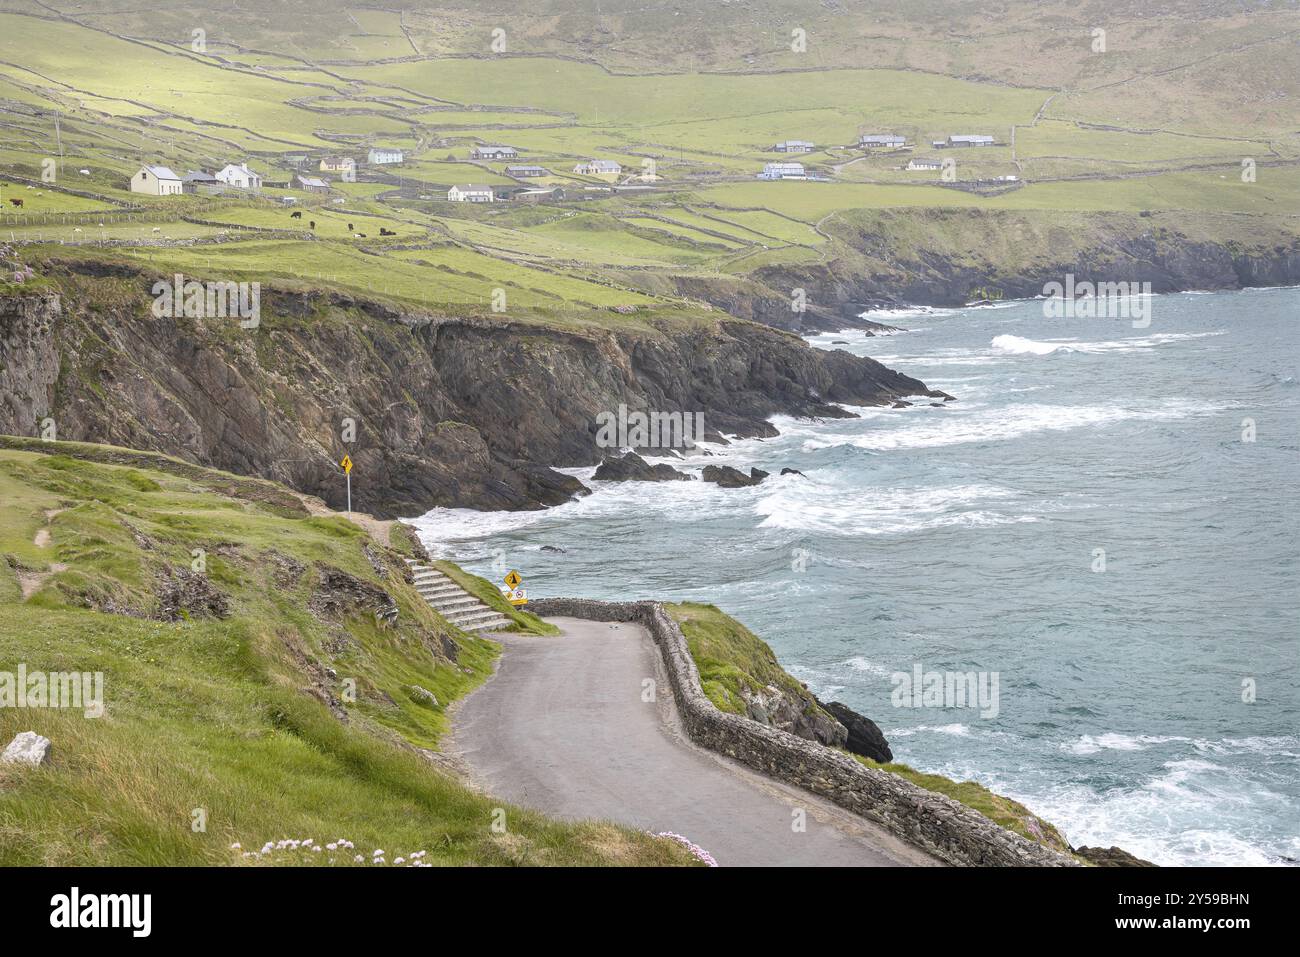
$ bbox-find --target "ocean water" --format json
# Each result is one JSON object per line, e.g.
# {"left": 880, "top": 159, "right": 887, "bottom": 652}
{"left": 409, "top": 287, "right": 1300, "bottom": 867}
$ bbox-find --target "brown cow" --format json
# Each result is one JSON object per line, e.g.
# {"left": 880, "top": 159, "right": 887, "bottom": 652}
{"left": 8, "top": 198, "right": 22, "bottom": 208}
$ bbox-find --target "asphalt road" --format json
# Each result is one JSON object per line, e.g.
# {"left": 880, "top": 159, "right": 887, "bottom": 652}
{"left": 455, "top": 616, "right": 937, "bottom": 867}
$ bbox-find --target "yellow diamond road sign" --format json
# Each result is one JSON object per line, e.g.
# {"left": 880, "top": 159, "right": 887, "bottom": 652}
{"left": 504, "top": 570, "right": 522, "bottom": 589}
{"left": 340, "top": 454, "right": 353, "bottom": 475}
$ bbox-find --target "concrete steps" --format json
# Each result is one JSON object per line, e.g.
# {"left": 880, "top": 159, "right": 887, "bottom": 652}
{"left": 403, "top": 558, "right": 512, "bottom": 634}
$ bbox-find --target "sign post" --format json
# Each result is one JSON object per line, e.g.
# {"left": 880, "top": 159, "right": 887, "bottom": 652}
{"left": 340, "top": 454, "right": 353, "bottom": 518}
{"left": 503, "top": 569, "right": 527, "bottom": 606}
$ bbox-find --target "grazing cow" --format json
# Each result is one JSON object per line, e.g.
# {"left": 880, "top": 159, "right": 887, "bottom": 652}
{"left": 9, "top": 198, "right": 22, "bottom": 208}
{"left": 379, "top": 227, "right": 395, "bottom": 236}
{"left": 309, "top": 221, "right": 316, "bottom": 230}
{"left": 357, "top": 233, "right": 367, "bottom": 238}
{"left": 290, "top": 210, "right": 302, "bottom": 219}
{"left": 347, "top": 223, "right": 354, "bottom": 231}
{"left": 152, "top": 227, "right": 161, "bottom": 233}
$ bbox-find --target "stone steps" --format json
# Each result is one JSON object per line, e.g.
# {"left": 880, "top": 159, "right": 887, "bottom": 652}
{"left": 403, "top": 558, "right": 511, "bottom": 634}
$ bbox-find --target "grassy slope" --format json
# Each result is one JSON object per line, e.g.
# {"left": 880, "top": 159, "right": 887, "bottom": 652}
{"left": 665, "top": 601, "right": 1075, "bottom": 857}
{"left": 0, "top": 441, "right": 693, "bottom": 866}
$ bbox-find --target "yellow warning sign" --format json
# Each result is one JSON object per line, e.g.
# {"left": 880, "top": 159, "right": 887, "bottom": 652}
{"left": 340, "top": 454, "right": 353, "bottom": 475}
{"left": 504, "top": 569, "right": 522, "bottom": 589}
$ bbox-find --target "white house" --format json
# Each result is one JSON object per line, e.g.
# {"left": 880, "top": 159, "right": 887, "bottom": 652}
{"left": 447, "top": 184, "right": 496, "bottom": 203}
{"left": 757, "top": 162, "right": 806, "bottom": 180}
{"left": 368, "top": 147, "right": 404, "bottom": 165}
{"left": 773, "top": 140, "right": 815, "bottom": 153}
{"left": 471, "top": 145, "right": 518, "bottom": 160}
{"left": 906, "top": 158, "right": 942, "bottom": 171}
{"left": 215, "top": 163, "right": 262, "bottom": 190}
{"left": 573, "top": 159, "right": 622, "bottom": 176}
{"left": 130, "top": 165, "right": 183, "bottom": 196}
{"left": 948, "top": 134, "right": 996, "bottom": 147}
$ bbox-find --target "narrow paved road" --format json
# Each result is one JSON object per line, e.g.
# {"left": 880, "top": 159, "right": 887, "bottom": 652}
{"left": 455, "top": 617, "right": 937, "bottom": 866}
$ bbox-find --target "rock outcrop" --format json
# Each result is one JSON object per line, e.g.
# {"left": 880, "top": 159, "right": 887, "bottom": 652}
{"left": 701, "top": 465, "right": 767, "bottom": 488}
{"left": 593, "top": 452, "right": 691, "bottom": 482}
{"left": 1, "top": 731, "right": 52, "bottom": 766}
{"left": 0, "top": 263, "right": 941, "bottom": 517}
{"left": 740, "top": 684, "right": 847, "bottom": 748}
{"left": 1073, "top": 845, "right": 1158, "bottom": 867}
{"left": 819, "top": 699, "right": 894, "bottom": 763}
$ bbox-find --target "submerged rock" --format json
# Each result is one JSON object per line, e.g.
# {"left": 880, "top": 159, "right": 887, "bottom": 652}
{"left": 1073, "top": 845, "right": 1158, "bottom": 867}
{"left": 780, "top": 468, "right": 805, "bottom": 477}
{"left": 701, "top": 465, "right": 766, "bottom": 488}
{"left": 593, "top": 452, "right": 691, "bottom": 482}
{"left": 819, "top": 700, "right": 893, "bottom": 763}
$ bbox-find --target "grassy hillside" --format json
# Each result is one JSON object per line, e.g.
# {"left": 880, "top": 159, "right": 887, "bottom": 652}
{"left": 0, "top": 439, "right": 694, "bottom": 866}
{"left": 1, "top": 2, "right": 1295, "bottom": 335}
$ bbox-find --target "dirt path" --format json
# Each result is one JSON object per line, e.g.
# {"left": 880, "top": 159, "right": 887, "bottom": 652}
{"left": 455, "top": 616, "right": 938, "bottom": 867}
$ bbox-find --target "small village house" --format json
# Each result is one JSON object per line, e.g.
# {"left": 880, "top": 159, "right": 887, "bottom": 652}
{"left": 320, "top": 156, "right": 356, "bottom": 174}
{"left": 906, "top": 158, "right": 942, "bottom": 171}
{"left": 948, "top": 135, "right": 996, "bottom": 147}
{"left": 573, "top": 159, "right": 622, "bottom": 176}
{"left": 130, "top": 165, "right": 183, "bottom": 196}
{"left": 292, "top": 173, "right": 331, "bottom": 193}
{"left": 757, "top": 161, "right": 806, "bottom": 180}
{"left": 506, "top": 164, "right": 549, "bottom": 178}
{"left": 215, "top": 163, "right": 262, "bottom": 190}
{"left": 512, "top": 186, "right": 566, "bottom": 203}
{"left": 367, "top": 147, "right": 404, "bottom": 165}
{"left": 447, "top": 184, "right": 496, "bottom": 203}
{"left": 860, "top": 133, "right": 906, "bottom": 148}
{"left": 773, "top": 140, "right": 815, "bottom": 153}
{"left": 471, "top": 145, "right": 518, "bottom": 160}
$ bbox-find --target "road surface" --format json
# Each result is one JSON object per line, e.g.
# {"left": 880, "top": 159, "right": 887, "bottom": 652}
{"left": 455, "top": 616, "right": 937, "bottom": 866}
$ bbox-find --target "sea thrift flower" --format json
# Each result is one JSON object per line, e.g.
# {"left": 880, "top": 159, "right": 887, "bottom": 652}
{"left": 655, "top": 831, "right": 719, "bottom": 867}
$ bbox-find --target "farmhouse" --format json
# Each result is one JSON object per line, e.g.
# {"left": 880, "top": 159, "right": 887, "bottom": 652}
{"left": 215, "top": 163, "right": 262, "bottom": 190}
{"left": 511, "top": 187, "right": 566, "bottom": 203}
{"left": 367, "top": 147, "right": 404, "bottom": 165}
{"left": 471, "top": 145, "right": 518, "bottom": 160}
{"left": 757, "top": 162, "right": 806, "bottom": 180}
{"left": 773, "top": 140, "right": 815, "bottom": 153}
{"left": 320, "top": 156, "right": 356, "bottom": 173}
{"left": 129, "top": 165, "right": 183, "bottom": 196}
{"left": 860, "top": 133, "right": 906, "bottom": 148}
{"left": 948, "top": 135, "right": 996, "bottom": 147}
{"left": 906, "top": 158, "right": 942, "bottom": 171}
{"left": 447, "top": 184, "right": 496, "bottom": 203}
{"left": 181, "top": 170, "right": 219, "bottom": 194}
{"left": 506, "top": 164, "right": 549, "bottom": 177}
{"left": 292, "top": 174, "right": 331, "bottom": 193}
{"left": 573, "top": 159, "right": 623, "bottom": 176}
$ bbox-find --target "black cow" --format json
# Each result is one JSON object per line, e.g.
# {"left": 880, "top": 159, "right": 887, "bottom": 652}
{"left": 309, "top": 221, "right": 316, "bottom": 230}
{"left": 290, "top": 210, "right": 302, "bottom": 219}
{"left": 9, "top": 198, "right": 23, "bottom": 208}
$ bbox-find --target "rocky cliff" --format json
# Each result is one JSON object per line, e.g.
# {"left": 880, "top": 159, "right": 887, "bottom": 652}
{"left": 638, "top": 209, "right": 1300, "bottom": 329}
{"left": 0, "top": 260, "right": 940, "bottom": 518}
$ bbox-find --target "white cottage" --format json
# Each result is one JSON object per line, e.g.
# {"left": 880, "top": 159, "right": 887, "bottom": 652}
{"left": 130, "top": 165, "right": 183, "bottom": 196}
{"left": 215, "top": 163, "right": 262, "bottom": 190}
{"left": 447, "top": 184, "right": 496, "bottom": 203}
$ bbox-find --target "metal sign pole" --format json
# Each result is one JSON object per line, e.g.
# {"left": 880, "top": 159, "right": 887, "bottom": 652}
{"left": 347, "top": 471, "right": 352, "bottom": 519}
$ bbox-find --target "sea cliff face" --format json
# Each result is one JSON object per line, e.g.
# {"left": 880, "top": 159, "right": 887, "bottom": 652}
{"left": 644, "top": 209, "right": 1300, "bottom": 329}
{"left": 0, "top": 263, "right": 938, "bottom": 518}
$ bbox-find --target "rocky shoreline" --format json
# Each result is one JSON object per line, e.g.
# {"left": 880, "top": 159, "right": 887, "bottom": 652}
{"left": 0, "top": 261, "right": 946, "bottom": 518}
